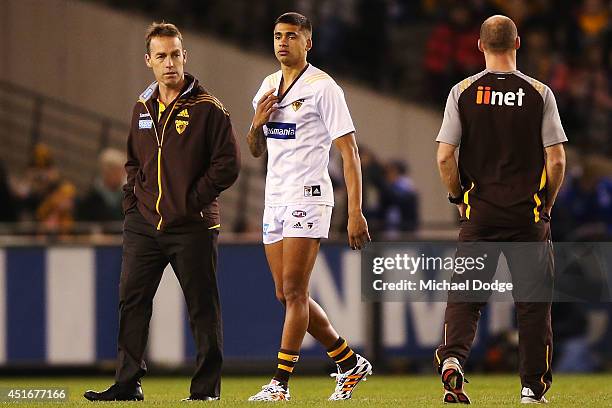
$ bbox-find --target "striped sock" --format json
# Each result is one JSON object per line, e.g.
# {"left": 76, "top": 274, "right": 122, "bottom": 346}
{"left": 327, "top": 337, "right": 358, "bottom": 372}
{"left": 273, "top": 349, "right": 299, "bottom": 385}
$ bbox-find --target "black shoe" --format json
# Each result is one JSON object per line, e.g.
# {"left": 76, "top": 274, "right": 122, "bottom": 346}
{"left": 83, "top": 382, "right": 144, "bottom": 401}
{"left": 181, "top": 395, "right": 220, "bottom": 401}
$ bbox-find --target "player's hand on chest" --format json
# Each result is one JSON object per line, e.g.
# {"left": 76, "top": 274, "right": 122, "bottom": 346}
{"left": 269, "top": 93, "right": 317, "bottom": 124}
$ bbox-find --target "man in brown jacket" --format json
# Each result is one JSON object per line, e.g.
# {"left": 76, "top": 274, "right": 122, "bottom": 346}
{"left": 84, "top": 22, "right": 240, "bottom": 402}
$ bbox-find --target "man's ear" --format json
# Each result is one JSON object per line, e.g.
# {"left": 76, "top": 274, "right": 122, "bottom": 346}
{"left": 183, "top": 49, "right": 187, "bottom": 64}
{"left": 477, "top": 39, "right": 484, "bottom": 53}
{"left": 145, "top": 53, "right": 152, "bottom": 68}
{"left": 515, "top": 36, "right": 521, "bottom": 50}
{"left": 306, "top": 38, "right": 312, "bottom": 52}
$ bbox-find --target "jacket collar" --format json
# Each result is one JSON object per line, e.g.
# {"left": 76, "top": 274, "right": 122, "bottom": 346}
{"left": 138, "top": 72, "right": 198, "bottom": 103}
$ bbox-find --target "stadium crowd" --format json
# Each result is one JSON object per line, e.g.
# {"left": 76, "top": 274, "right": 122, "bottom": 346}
{"left": 103, "top": 0, "right": 612, "bottom": 154}
{"left": 0, "top": 143, "right": 420, "bottom": 237}
{"left": 1, "top": 0, "right": 610, "bottom": 238}
{"left": 0, "top": 144, "right": 125, "bottom": 236}
{"left": 3, "top": 140, "right": 609, "bottom": 241}
{"left": 104, "top": 0, "right": 612, "bottom": 240}
{"left": 329, "top": 147, "right": 419, "bottom": 237}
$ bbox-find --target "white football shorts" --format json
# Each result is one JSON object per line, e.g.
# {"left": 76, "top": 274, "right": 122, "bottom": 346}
{"left": 262, "top": 204, "right": 333, "bottom": 244}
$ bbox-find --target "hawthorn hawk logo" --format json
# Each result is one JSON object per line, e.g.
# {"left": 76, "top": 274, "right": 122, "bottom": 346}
{"left": 175, "top": 109, "right": 189, "bottom": 134}
{"left": 292, "top": 99, "right": 305, "bottom": 112}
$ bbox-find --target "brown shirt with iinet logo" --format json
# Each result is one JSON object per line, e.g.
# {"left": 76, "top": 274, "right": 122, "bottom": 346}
{"left": 436, "top": 70, "right": 567, "bottom": 227}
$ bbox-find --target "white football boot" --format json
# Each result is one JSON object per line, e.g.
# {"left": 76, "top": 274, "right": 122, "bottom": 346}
{"left": 328, "top": 354, "right": 373, "bottom": 400}
{"left": 247, "top": 380, "right": 290, "bottom": 402}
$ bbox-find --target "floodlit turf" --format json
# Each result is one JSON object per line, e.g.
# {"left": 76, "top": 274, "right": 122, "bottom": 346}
{"left": 0, "top": 374, "right": 610, "bottom": 407}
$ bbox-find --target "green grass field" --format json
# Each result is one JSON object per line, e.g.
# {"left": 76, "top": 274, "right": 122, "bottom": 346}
{"left": 0, "top": 374, "right": 610, "bottom": 407}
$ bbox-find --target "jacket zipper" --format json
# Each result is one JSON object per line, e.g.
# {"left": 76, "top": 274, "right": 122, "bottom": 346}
{"left": 140, "top": 100, "right": 177, "bottom": 230}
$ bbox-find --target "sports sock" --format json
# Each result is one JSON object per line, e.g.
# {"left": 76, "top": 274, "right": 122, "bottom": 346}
{"left": 273, "top": 349, "right": 299, "bottom": 385}
{"left": 327, "top": 337, "right": 358, "bottom": 372}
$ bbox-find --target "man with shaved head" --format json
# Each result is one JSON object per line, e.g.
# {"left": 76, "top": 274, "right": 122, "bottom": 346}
{"left": 434, "top": 15, "right": 567, "bottom": 404}
{"left": 480, "top": 15, "right": 518, "bottom": 53}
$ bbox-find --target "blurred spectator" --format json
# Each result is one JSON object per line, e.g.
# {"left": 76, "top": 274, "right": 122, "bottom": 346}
{"left": 489, "top": 0, "right": 530, "bottom": 27}
{"left": 359, "top": 146, "right": 386, "bottom": 234}
{"left": 554, "top": 160, "right": 612, "bottom": 241}
{"left": 381, "top": 160, "right": 419, "bottom": 234}
{"left": 387, "top": 0, "right": 424, "bottom": 24}
{"left": 567, "top": 0, "right": 609, "bottom": 53}
{"left": 578, "top": 0, "right": 609, "bottom": 38}
{"left": 36, "top": 181, "right": 77, "bottom": 235}
{"left": 552, "top": 302, "right": 595, "bottom": 372}
{"left": 76, "top": 148, "right": 126, "bottom": 223}
{"left": 310, "top": 1, "right": 351, "bottom": 73}
{"left": 585, "top": 43, "right": 612, "bottom": 153}
{"left": 423, "top": 4, "right": 483, "bottom": 104}
{"left": 549, "top": 1, "right": 612, "bottom": 156}
{"left": 520, "top": 28, "right": 555, "bottom": 82}
{"left": 0, "top": 160, "right": 17, "bottom": 222}
{"left": 11, "top": 143, "right": 61, "bottom": 221}
{"left": 554, "top": 42, "right": 611, "bottom": 153}
{"left": 328, "top": 148, "right": 420, "bottom": 236}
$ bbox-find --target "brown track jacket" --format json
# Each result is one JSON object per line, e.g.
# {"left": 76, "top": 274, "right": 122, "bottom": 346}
{"left": 122, "top": 73, "right": 240, "bottom": 231}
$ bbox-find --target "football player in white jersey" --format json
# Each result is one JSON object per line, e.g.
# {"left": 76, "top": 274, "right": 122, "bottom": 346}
{"left": 246, "top": 12, "right": 372, "bottom": 402}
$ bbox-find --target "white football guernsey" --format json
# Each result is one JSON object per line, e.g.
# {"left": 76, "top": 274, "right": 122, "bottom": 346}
{"left": 252, "top": 64, "right": 355, "bottom": 207}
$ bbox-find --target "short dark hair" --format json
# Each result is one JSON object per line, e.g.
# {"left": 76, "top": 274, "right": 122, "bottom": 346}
{"left": 274, "top": 12, "right": 312, "bottom": 35}
{"left": 145, "top": 22, "right": 183, "bottom": 54}
{"left": 480, "top": 15, "right": 518, "bottom": 53}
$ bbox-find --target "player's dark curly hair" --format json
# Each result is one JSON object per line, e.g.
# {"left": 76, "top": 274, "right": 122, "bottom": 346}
{"left": 274, "top": 12, "right": 312, "bottom": 35}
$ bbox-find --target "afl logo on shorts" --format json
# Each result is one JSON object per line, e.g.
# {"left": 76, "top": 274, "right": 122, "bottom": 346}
{"left": 292, "top": 210, "right": 306, "bottom": 218}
